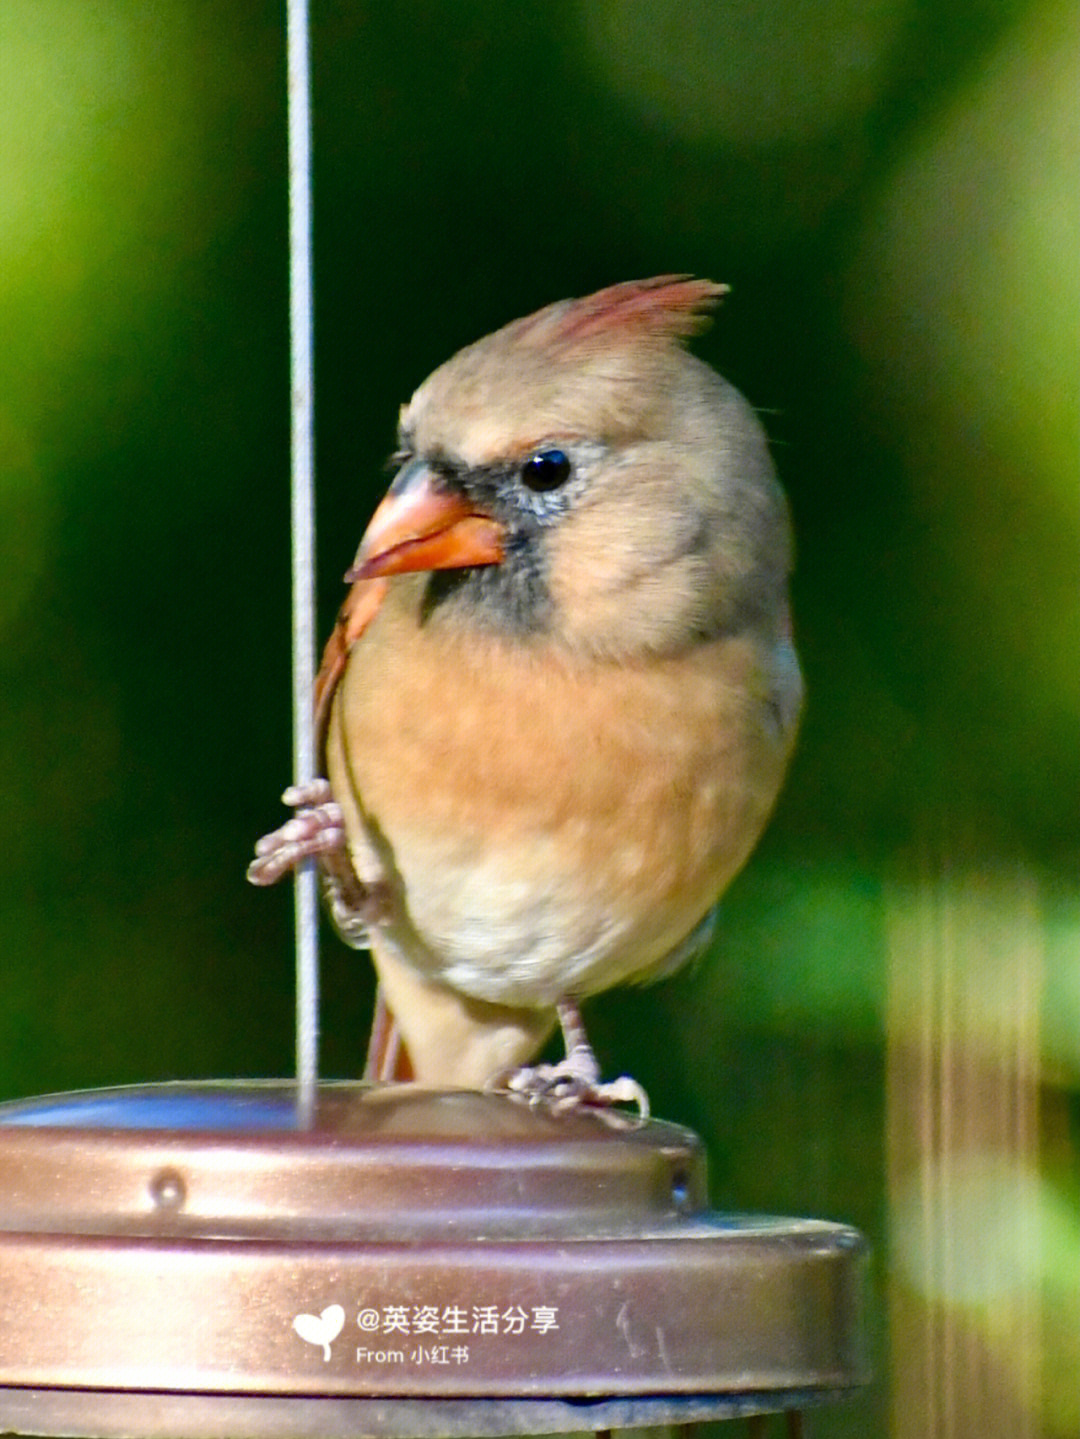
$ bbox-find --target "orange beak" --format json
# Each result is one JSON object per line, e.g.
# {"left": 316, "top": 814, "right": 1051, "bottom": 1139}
{"left": 345, "top": 462, "right": 506, "bottom": 582}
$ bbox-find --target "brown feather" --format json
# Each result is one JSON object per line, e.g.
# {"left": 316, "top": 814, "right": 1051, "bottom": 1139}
{"left": 517, "top": 275, "right": 728, "bottom": 350}
{"left": 314, "top": 576, "right": 389, "bottom": 753}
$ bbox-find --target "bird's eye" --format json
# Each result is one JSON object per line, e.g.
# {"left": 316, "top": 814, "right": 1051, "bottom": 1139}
{"left": 520, "top": 448, "right": 572, "bottom": 492}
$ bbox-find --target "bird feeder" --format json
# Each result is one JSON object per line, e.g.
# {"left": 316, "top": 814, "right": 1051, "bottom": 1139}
{"left": 0, "top": 9, "right": 869, "bottom": 1436}
{"left": 0, "top": 1081, "right": 866, "bottom": 1437}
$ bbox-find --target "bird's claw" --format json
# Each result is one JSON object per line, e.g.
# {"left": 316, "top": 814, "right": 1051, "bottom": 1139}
{"left": 246, "top": 779, "right": 346, "bottom": 885}
{"left": 492, "top": 1055, "right": 650, "bottom": 1120}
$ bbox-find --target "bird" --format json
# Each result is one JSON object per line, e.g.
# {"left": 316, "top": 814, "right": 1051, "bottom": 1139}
{"left": 248, "top": 275, "right": 802, "bottom": 1115}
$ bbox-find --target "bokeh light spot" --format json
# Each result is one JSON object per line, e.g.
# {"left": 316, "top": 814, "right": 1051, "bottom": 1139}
{"left": 577, "top": 0, "right": 910, "bottom": 146}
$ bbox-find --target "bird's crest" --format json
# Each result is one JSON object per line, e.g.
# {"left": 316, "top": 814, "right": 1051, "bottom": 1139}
{"left": 516, "top": 275, "right": 728, "bottom": 352}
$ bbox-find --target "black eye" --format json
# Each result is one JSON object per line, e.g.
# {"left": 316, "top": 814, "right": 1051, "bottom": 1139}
{"left": 520, "top": 448, "right": 571, "bottom": 492}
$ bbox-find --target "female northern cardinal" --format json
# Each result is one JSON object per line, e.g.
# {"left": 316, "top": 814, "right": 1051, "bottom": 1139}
{"left": 249, "top": 277, "right": 802, "bottom": 1115}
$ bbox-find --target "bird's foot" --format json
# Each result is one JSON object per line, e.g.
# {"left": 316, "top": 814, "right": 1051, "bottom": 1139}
{"left": 247, "top": 779, "right": 346, "bottom": 885}
{"left": 247, "top": 779, "right": 390, "bottom": 942}
{"left": 493, "top": 1046, "right": 650, "bottom": 1120}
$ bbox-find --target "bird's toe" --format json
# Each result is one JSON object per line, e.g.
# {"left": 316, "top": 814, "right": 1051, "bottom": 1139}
{"left": 490, "top": 1058, "right": 650, "bottom": 1120}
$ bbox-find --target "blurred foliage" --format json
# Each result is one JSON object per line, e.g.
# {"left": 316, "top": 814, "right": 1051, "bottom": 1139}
{"left": 0, "top": 2, "right": 1077, "bottom": 1434}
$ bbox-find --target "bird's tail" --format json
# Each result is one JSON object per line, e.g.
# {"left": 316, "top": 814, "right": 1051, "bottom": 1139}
{"left": 362, "top": 988, "right": 415, "bottom": 1081}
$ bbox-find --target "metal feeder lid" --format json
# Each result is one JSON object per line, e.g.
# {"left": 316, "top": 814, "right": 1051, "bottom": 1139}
{"left": 0, "top": 1081, "right": 868, "bottom": 1438}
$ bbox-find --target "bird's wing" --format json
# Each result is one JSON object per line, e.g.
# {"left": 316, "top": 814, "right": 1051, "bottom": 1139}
{"left": 314, "top": 576, "right": 390, "bottom": 753}
{"left": 310, "top": 575, "right": 415, "bottom": 1082}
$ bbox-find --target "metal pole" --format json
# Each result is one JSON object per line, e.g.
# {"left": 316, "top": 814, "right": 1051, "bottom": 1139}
{"left": 286, "top": 0, "right": 319, "bottom": 1122}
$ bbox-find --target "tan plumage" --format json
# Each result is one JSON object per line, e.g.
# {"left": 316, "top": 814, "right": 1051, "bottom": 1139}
{"left": 250, "top": 277, "right": 802, "bottom": 1102}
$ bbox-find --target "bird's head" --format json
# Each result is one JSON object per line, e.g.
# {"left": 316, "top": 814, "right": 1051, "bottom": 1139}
{"left": 348, "top": 276, "right": 792, "bottom": 658}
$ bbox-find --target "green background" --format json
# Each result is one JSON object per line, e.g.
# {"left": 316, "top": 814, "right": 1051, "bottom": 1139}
{"left": 1, "top": 3, "right": 1076, "bottom": 1433}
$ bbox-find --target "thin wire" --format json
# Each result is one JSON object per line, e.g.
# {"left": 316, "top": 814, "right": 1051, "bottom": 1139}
{"left": 286, "top": 0, "right": 319, "bottom": 1124}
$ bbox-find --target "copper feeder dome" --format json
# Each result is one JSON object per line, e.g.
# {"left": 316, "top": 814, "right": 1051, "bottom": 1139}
{"left": 0, "top": 1081, "right": 867, "bottom": 1437}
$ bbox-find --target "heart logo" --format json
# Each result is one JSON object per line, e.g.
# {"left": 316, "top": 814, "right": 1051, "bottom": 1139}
{"left": 292, "top": 1303, "right": 346, "bottom": 1361}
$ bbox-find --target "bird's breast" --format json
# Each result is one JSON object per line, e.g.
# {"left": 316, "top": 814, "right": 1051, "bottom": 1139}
{"left": 328, "top": 588, "right": 792, "bottom": 1007}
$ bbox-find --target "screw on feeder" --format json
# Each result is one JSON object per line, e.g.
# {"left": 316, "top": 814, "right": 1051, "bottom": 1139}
{"left": 147, "top": 1166, "right": 186, "bottom": 1211}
